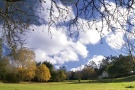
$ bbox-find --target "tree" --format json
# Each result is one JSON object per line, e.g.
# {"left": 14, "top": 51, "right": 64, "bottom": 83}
{"left": 13, "top": 48, "right": 36, "bottom": 81}
{"left": 7, "top": 0, "right": 23, "bottom": 2}
{"left": 68, "top": 71, "right": 76, "bottom": 80}
{"left": 0, "top": 0, "right": 47, "bottom": 48}
{"left": 50, "top": 70, "right": 59, "bottom": 82}
{"left": 95, "top": 56, "right": 112, "bottom": 76}
{"left": 0, "top": 57, "right": 10, "bottom": 81}
{"left": 57, "top": 70, "right": 67, "bottom": 82}
{"left": 35, "top": 64, "right": 51, "bottom": 82}
{"left": 42, "top": 61, "right": 54, "bottom": 72}
{"left": 106, "top": 55, "right": 135, "bottom": 77}
{"left": 18, "top": 61, "right": 36, "bottom": 81}
{"left": 74, "top": 71, "right": 82, "bottom": 83}
{"left": 0, "top": 0, "right": 135, "bottom": 50}
{"left": 0, "top": 57, "right": 20, "bottom": 83}
{"left": 81, "top": 67, "right": 97, "bottom": 80}
{"left": 42, "top": 61, "right": 56, "bottom": 81}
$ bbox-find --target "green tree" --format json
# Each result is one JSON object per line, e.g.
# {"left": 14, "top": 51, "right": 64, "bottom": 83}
{"left": 0, "top": 57, "right": 20, "bottom": 83}
{"left": 50, "top": 70, "right": 67, "bottom": 82}
{"left": 42, "top": 61, "right": 54, "bottom": 71}
{"left": 58, "top": 70, "right": 67, "bottom": 82}
{"left": 50, "top": 70, "right": 59, "bottom": 82}
{"left": 36, "top": 64, "right": 51, "bottom": 82}
{"left": 107, "top": 55, "right": 135, "bottom": 77}
{"left": 74, "top": 71, "right": 82, "bottom": 83}
{"left": 81, "top": 67, "right": 97, "bottom": 80}
{"left": 0, "top": 57, "right": 10, "bottom": 81}
{"left": 68, "top": 71, "right": 76, "bottom": 80}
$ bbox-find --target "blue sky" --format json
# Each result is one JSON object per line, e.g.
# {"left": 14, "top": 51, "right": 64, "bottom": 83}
{"left": 22, "top": 0, "right": 134, "bottom": 71}
{"left": 2, "top": 0, "right": 135, "bottom": 71}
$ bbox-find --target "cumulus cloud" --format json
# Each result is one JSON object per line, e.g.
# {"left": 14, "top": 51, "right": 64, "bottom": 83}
{"left": 71, "top": 41, "right": 88, "bottom": 58}
{"left": 24, "top": 1, "right": 126, "bottom": 67}
{"left": 25, "top": 25, "right": 88, "bottom": 65}
{"left": 73, "top": 18, "right": 111, "bottom": 45}
{"left": 87, "top": 55, "right": 105, "bottom": 65}
{"left": 79, "top": 30, "right": 101, "bottom": 45}
{"left": 12, "top": 0, "right": 135, "bottom": 70}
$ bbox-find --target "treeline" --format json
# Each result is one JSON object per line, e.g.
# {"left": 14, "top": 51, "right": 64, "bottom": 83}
{"left": 0, "top": 47, "right": 135, "bottom": 83}
{"left": 68, "top": 55, "right": 135, "bottom": 81}
{"left": 0, "top": 48, "right": 67, "bottom": 83}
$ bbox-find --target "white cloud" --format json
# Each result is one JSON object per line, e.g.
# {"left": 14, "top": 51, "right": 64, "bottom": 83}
{"left": 26, "top": 1, "right": 125, "bottom": 66}
{"left": 74, "top": 18, "right": 110, "bottom": 45}
{"left": 25, "top": 25, "right": 88, "bottom": 65}
{"left": 70, "top": 65, "right": 85, "bottom": 71}
{"left": 13, "top": 0, "right": 135, "bottom": 69}
{"left": 53, "top": 47, "right": 79, "bottom": 64}
{"left": 26, "top": 26, "right": 69, "bottom": 55}
{"left": 71, "top": 41, "right": 88, "bottom": 58}
{"left": 106, "top": 31, "right": 125, "bottom": 50}
{"left": 34, "top": 49, "right": 57, "bottom": 64}
{"left": 24, "top": 1, "right": 90, "bottom": 65}
{"left": 79, "top": 30, "right": 101, "bottom": 45}
{"left": 87, "top": 55, "right": 105, "bottom": 66}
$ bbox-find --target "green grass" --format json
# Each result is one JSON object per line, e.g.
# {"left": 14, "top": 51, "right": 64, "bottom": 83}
{"left": 1, "top": 75, "right": 135, "bottom": 90}
{"left": 0, "top": 82, "right": 135, "bottom": 90}
{"left": 98, "top": 74, "right": 135, "bottom": 83}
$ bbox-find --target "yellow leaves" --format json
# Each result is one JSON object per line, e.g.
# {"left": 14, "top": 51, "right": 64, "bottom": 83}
{"left": 15, "top": 48, "right": 36, "bottom": 81}
{"left": 18, "top": 65, "right": 36, "bottom": 81}
{"left": 14, "top": 48, "right": 35, "bottom": 63}
{"left": 36, "top": 64, "right": 51, "bottom": 82}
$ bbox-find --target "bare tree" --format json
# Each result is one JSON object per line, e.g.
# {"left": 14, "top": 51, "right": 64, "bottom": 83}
{"left": 0, "top": 0, "right": 43, "bottom": 48}
{"left": 121, "top": 32, "right": 135, "bottom": 59}
{"left": 1, "top": 0, "right": 135, "bottom": 49}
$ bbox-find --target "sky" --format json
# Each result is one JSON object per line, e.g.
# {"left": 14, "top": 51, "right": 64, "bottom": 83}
{"left": 2, "top": 0, "right": 135, "bottom": 71}
{"left": 21, "top": 0, "right": 127, "bottom": 71}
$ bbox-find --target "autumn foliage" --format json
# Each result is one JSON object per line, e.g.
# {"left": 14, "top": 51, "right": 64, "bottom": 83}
{"left": 36, "top": 64, "right": 51, "bottom": 82}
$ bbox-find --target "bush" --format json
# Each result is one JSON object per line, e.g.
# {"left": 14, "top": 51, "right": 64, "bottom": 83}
{"left": 4, "top": 73, "right": 20, "bottom": 83}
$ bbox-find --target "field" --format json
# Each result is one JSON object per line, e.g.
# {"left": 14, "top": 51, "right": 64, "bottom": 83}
{"left": 1, "top": 75, "right": 135, "bottom": 90}
{"left": 0, "top": 81, "right": 135, "bottom": 90}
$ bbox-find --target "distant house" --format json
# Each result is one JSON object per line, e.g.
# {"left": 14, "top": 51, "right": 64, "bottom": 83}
{"left": 98, "top": 71, "right": 109, "bottom": 79}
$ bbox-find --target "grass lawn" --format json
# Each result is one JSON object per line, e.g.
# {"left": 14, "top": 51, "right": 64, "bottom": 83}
{"left": 0, "top": 81, "right": 135, "bottom": 90}
{"left": 1, "top": 75, "right": 135, "bottom": 90}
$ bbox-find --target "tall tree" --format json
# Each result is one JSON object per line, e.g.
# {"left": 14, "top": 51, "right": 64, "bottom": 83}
{"left": 13, "top": 48, "right": 36, "bottom": 81}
